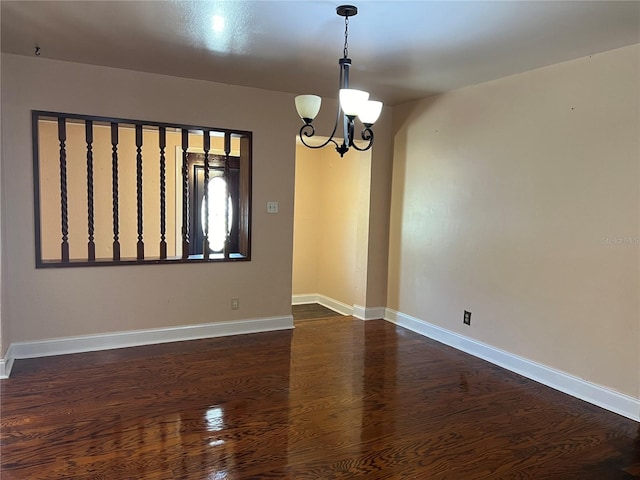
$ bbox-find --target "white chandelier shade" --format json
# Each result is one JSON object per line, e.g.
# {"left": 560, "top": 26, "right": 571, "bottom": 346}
{"left": 357, "top": 100, "right": 383, "bottom": 126}
{"left": 294, "top": 95, "right": 322, "bottom": 123}
{"left": 295, "top": 90, "right": 383, "bottom": 127}
{"left": 338, "top": 89, "right": 369, "bottom": 117}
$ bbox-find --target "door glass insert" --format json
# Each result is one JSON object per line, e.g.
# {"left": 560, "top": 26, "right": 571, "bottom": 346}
{"left": 201, "top": 176, "right": 233, "bottom": 253}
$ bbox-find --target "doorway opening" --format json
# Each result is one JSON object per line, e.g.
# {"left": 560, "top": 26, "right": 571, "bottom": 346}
{"left": 291, "top": 141, "right": 372, "bottom": 317}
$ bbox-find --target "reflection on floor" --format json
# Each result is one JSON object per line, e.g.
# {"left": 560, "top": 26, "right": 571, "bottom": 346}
{"left": 3, "top": 315, "right": 638, "bottom": 478}
{"left": 292, "top": 303, "right": 343, "bottom": 322}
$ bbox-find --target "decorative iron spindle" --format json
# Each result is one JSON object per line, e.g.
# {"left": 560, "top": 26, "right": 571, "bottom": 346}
{"left": 181, "top": 129, "right": 190, "bottom": 258}
{"left": 223, "top": 132, "right": 231, "bottom": 259}
{"left": 202, "top": 132, "right": 210, "bottom": 257}
{"left": 32, "top": 111, "right": 252, "bottom": 267}
{"left": 159, "top": 126, "right": 167, "bottom": 260}
{"left": 58, "top": 117, "right": 69, "bottom": 262}
{"left": 85, "top": 120, "right": 95, "bottom": 261}
{"left": 111, "top": 122, "right": 120, "bottom": 261}
{"left": 135, "top": 124, "right": 144, "bottom": 260}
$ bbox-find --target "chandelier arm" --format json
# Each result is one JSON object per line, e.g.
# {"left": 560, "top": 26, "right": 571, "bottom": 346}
{"left": 297, "top": 50, "right": 347, "bottom": 151}
{"left": 298, "top": 124, "right": 340, "bottom": 150}
{"left": 350, "top": 127, "right": 374, "bottom": 152}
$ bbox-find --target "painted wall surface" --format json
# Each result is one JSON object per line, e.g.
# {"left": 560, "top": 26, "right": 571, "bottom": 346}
{"left": 316, "top": 146, "right": 362, "bottom": 306}
{"left": 292, "top": 143, "right": 370, "bottom": 307}
{"left": 365, "top": 111, "right": 393, "bottom": 309}
{"left": 292, "top": 145, "right": 322, "bottom": 295}
{"left": 0, "top": 76, "right": 3, "bottom": 356}
{"left": 0, "top": 53, "right": 300, "bottom": 350}
{"left": 388, "top": 44, "right": 640, "bottom": 398}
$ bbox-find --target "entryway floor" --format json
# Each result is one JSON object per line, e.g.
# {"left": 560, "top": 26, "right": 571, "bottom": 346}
{"left": 292, "top": 303, "right": 344, "bottom": 322}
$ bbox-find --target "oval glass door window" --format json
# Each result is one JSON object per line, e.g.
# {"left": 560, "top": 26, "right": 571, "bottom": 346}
{"left": 201, "top": 176, "right": 233, "bottom": 252}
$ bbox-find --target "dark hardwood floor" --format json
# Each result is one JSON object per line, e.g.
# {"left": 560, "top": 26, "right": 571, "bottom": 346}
{"left": 292, "top": 303, "right": 343, "bottom": 321}
{"left": 1, "top": 307, "right": 638, "bottom": 479}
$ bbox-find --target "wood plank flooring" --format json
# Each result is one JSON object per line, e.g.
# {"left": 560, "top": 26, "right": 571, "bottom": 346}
{"left": 292, "top": 303, "right": 343, "bottom": 321}
{"left": 1, "top": 308, "right": 638, "bottom": 479}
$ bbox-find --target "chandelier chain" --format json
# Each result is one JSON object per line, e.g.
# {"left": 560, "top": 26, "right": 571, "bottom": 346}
{"left": 343, "top": 15, "right": 349, "bottom": 58}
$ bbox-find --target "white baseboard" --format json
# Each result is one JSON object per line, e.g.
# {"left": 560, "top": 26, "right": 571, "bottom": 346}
{"left": 353, "top": 304, "right": 385, "bottom": 321}
{"left": 0, "top": 345, "right": 15, "bottom": 379}
{"left": 292, "top": 294, "right": 385, "bottom": 320}
{"left": 319, "top": 296, "right": 353, "bottom": 316}
{"left": 291, "top": 294, "right": 319, "bottom": 305}
{"left": 1, "top": 315, "right": 294, "bottom": 377}
{"left": 385, "top": 308, "right": 640, "bottom": 422}
{"left": 292, "top": 294, "right": 353, "bottom": 316}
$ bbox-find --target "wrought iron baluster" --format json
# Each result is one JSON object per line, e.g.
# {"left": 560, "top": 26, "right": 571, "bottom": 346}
{"left": 223, "top": 132, "right": 231, "bottom": 259}
{"left": 181, "top": 129, "right": 190, "bottom": 258}
{"left": 159, "top": 126, "right": 167, "bottom": 260}
{"left": 111, "top": 123, "right": 120, "bottom": 261}
{"left": 33, "top": 111, "right": 252, "bottom": 267}
{"left": 58, "top": 117, "right": 69, "bottom": 262}
{"left": 85, "top": 120, "right": 95, "bottom": 261}
{"left": 202, "top": 131, "right": 210, "bottom": 258}
{"left": 135, "top": 124, "right": 144, "bottom": 260}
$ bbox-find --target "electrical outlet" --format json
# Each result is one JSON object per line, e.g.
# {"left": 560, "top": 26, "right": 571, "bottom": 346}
{"left": 266, "top": 201, "right": 279, "bottom": 214}
{"left": 463, "top": 310, "right": 471, "bottom": 325}
{"left": 231, "top": 298, "right": 240, "bottom": 310}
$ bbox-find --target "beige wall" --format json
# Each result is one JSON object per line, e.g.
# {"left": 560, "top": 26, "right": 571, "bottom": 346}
{"left": 0, "top": 78, "right": 3, "bottom": 354}
{"left": 388, "top": 44, "right": 640, "bottom": 398}
{"left": 4, "top": 41, "right": 636, "bottom": 407}
{"left": 0, "top": 53, "right": 300, "bottom": 350}
{"left": 365, "top": 110, "right": 393, "bottom": 309}
{"left": 292, "top": 142, "right": 371, "bottom": 307}
{"left": 292, "top": 145, "right": 322, "bottom": 295}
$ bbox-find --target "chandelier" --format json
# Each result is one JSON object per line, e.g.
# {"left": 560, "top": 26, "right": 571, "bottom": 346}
{"left": 294, "top": 5, "right": 383, "bottom": 157}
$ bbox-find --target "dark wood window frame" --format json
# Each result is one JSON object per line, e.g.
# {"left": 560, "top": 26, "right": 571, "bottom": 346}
{"left": 32, "top": 110, "right": 252, "bottom": 268}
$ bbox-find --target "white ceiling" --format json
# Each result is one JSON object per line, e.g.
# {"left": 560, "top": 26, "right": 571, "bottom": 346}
{"left": 2, "top": 1, "right": 639, "bottom": 106}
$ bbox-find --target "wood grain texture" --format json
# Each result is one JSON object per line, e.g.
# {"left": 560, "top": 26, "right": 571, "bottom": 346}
{"left": 1, "top": 315, "right": 638, "bottom": 479}
{"left": 292, "top": 303, "right": 343, "bottom": 321}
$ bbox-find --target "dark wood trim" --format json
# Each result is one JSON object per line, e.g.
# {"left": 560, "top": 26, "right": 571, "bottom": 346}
{"left": 35, "top": 254, "right": 249, "bottom": 268}
{"left": 239, "top": 135, "right": 252, "bottom": 259}
{"left": 58, "top": 117, "right": 69, "bottom": 263}
{"left": 31, "top": 110, "right": 252, "bottom": 139}
{"left": 32, "top": 112, "right": 43, "bottom": 268}
{"left": 32, "top": 111, "right": 252, "bottom": 267}
{"left": 202, "top": 131, "right": 211, "bottom": 257}
{"left": 135, "top": 124, "right": 144, "bottom": 260}
{"left": 181, "top": 128, "right": 190, "bottom": 259}
{"left": 111, "top": 122, "right": 121, "bottom": 261}
{"left": 159, "top": 126, "right": 167, "bottom": 260}
{"left": 85, "top": 120, "right": 95, "bottom": 261}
